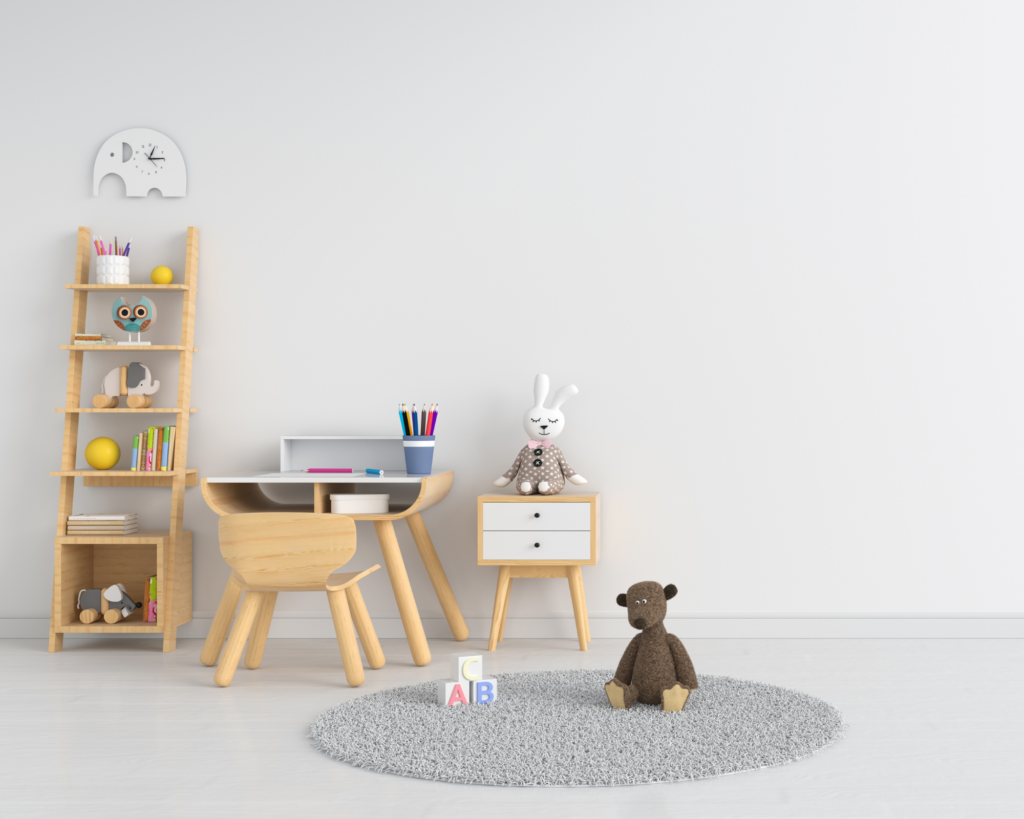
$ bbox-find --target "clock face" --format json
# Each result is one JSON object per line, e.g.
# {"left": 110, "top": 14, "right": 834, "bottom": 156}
{"left": 132, "top": 142, "right": 166, "bottom": 176}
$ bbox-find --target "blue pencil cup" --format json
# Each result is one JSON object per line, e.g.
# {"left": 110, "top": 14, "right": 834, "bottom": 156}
{"left": 403, "top": 435, "right": 435, "bottom": 474}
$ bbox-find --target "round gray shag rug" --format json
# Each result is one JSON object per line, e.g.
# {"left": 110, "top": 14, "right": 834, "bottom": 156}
{"left": 309, "top": 670, "right": 844, "bottom": 786}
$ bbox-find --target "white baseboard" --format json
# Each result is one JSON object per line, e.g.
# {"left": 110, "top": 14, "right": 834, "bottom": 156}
{"left": 4, "top": 613, "right": 1023, "bottom": 640}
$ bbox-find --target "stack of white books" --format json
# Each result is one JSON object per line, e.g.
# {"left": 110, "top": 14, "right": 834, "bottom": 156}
{"left": 66, "top": 514, "right": 139, "bottom": 536}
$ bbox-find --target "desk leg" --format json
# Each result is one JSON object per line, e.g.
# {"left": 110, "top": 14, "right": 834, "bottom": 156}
{"left": 567, "top": 566, "right": 588, "bottom": 652}
{"left": 374, "top": 520, "right": 431, "bottom": 666}
{"left": 488, "top": 566, "right": 511, "bottom": 652}
{"left": 407, "top": 512, "right": 469, "bottom": 641}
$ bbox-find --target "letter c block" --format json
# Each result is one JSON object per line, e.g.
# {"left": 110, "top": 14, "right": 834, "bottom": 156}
{"left": 450, "top": 653, "right": 483, "bottom": 684}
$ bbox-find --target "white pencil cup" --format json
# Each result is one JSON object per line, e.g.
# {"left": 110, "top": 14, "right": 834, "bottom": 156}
{"left": 96, "top": 256, "right": 130, "bottom": 285}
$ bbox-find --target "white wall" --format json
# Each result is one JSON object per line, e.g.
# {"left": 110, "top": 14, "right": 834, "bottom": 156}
{"left": 2, "top": 1, "right": 1023, "bottom": 637}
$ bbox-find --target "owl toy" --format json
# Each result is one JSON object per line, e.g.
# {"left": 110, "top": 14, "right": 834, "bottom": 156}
{"left": 112, "top": 296, "right": 157, "bottom": 345}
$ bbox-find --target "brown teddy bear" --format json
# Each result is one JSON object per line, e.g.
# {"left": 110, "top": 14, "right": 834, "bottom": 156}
{"left": 604, "top": 581, "right": 698, "bottom": 712}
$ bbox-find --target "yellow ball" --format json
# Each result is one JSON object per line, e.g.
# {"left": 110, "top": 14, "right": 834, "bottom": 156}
{"left": 151, "top": 266, "right": 174, "bottom": 284}
{"left": 85, "top": 437, "right": 120, "bottom": 470}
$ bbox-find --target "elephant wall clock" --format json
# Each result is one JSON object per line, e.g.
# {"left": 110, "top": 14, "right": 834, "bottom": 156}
{"left": 93, "top": 128, "right": 186, "bottom": 197}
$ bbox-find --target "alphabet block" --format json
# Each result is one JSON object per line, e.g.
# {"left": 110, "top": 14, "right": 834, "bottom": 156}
{"left": 437, "top": 680, "right": 470, "bottom": 707}
{"left": 471, "top": 678, "right": 497, "bottom": 705}
{"left": 450, "top": 653, "right": 483, "bottom": 685}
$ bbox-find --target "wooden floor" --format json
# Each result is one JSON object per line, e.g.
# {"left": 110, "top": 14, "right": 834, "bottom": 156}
{"left": 3, "top": 636, "right": 1023, "bottom": 817}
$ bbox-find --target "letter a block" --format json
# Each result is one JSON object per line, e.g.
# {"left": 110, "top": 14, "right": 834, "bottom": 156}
{"left": 471, "top": 678, "right": 497, "bottom": 705}
{"left": 450, "top": 653, "right": 483, "bottom": 685}
{"left": 437, "top": 680, "right": 470, "bottom": 707}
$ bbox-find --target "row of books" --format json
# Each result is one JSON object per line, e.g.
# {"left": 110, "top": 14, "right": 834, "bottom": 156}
{"left": 74, "top": 332, "right": 114, "bottom": 345}
{"left": 142, "top": 575, "right": 158, "bottom": 623}
{"left": 66, "top": 513, "right": 138, "bottom": 535}
{"left": 132, "top": 426, "right": 177, "bottom": 471}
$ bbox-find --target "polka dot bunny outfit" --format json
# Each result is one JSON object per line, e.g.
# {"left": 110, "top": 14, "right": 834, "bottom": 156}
{"left": 503, "top": 443, "right": 578, "bottom": 495}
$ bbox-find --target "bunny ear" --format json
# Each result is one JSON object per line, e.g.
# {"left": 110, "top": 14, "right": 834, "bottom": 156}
{"left": 533, "top": 374, "right": 550, "bottom": 407}
{"left": 549, "top": 384, "right": 578, "bottom": 409}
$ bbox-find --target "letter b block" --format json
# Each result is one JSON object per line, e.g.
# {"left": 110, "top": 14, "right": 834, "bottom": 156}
{"left": 471, "top": 678, "right": 497, "bottom": 705}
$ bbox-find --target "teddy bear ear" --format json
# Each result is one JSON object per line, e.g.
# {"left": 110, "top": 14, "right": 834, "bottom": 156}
{"left": 663, "top": 584, "right": 678, "bottom": 600}
{"left": 616, "top": 593, "right": 628, "bottom": 607}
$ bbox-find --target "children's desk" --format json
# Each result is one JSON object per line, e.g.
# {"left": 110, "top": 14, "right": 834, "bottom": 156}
{"left": 201, "top": 469, "right": 466, "bottom": 666}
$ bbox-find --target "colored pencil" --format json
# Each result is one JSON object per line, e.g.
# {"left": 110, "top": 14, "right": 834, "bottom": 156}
{"left": 412, "top": 403, "right": 419, "bottom": 436}
{"left": 303, "top": 468, "right": 353, "bottom": 473}
{"left": 366, "top": 469, "right": 384, "bottom": 475}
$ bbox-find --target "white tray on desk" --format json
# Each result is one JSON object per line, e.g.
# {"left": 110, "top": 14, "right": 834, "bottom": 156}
{"left": 205, "top": 470, "right": 445, "bottom": 485}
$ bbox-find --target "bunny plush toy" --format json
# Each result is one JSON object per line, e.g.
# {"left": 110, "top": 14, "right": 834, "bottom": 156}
{"left": 493, "top": 374, "right": 588, "bottom": 495}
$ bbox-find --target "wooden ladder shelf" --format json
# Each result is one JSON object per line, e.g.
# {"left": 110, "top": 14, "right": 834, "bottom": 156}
{"left": 49, "top": 226, "right": 199, "bottom": 653}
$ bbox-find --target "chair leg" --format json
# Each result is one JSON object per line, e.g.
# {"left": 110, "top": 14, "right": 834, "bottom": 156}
{"left": 498, "top": 577, "right": 513, "bottom": 641}
{"left": 201, "top": 575, "right": 244, "bottom": 667}
{"left": 214, "top": 591, "right": 262, "bottom": 687}
{"left": 327, "top": 589, "right": 365, "bottom": 687}
{"left": 244, "top": 591, "right": 278, "bottom": 670}
{"left": 345, "top": 584, "right": 385, "bottom": 670}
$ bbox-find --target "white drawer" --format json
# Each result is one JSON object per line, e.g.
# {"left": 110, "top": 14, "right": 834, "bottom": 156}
{"left": 482, "top": 502, "right": 591, "bottom": 532}
{"left": 482, "top": 530, "right": 592, "bottom": 561}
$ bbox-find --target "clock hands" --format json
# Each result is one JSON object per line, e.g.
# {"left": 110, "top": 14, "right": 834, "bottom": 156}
{"left": 145, "top": 146, "right": 165, "bottom": 166}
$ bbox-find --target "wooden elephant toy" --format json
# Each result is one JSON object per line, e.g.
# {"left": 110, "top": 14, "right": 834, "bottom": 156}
{"left": 93, "top": 362, "right": 160, "bottom": 408}
{"left": 77, "top": 584, "right": 141, "bottom": 624}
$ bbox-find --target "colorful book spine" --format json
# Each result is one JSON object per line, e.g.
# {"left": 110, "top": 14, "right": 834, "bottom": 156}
{"left": 130, "top": 435, "right": 139, "bottom": 471}
{"left": 161, "top": 426, "right": 171, "bottom": 470}
{"left": 153, "top": 427, "right": 163, "bottom": 472}
{"left": 146, "top": 427, "right": 155, "bottom": 471}
{"left": 166, "top": 427, "right": 176, "bottom": 470}
{"left": 143, "top": 576, "right": 151, "bottom": 622}
{"left": 148, "top": 575, "right": 158, "bottom": 622}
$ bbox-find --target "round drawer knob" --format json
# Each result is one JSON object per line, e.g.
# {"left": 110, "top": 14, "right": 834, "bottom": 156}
{"left": 534, "top": 542, "right": 540, "bottom": 548}
{"left": 534, "top": 512, "right": 540, "bottom": 518}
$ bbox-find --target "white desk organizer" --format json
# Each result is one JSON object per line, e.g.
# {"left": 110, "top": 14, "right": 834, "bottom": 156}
{"left": 279, "top": 436, "right": 407, "bottom": 473}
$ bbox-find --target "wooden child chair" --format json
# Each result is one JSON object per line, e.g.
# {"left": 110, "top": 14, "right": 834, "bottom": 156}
{"left": 200, "top": 512, "right": 385, "bottom": 687}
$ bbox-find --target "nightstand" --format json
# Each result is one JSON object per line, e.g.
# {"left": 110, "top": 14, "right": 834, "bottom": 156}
{"left": 477, "top": 491, "right": 600, "bottom": 651}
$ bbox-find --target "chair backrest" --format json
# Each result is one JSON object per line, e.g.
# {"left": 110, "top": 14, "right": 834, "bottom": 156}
{"left": 218, "top": 513, "right": 357, "bottom": 591}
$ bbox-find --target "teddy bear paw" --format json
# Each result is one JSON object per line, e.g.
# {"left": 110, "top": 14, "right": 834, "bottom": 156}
{"left": 605, "top": 680, "right": 628, "bottom": 710}
{"left": 537, "top": 481, "right": 550, "bottom": 493}
{"left": 661, "top": 684, "right": 690, "bottom": 712}
{"left": 518, "top": 481, "right": 533, "bottom": 494}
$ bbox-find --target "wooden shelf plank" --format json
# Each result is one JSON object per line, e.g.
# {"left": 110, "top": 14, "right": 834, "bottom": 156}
{"left": 58, "top": 621, "right": 164, "bottom": 633}
{"left": 51, "top": 469, "right": 197, "bottom": 477}
{"left": 57, "top": 529, "right": 177, "bottom": 544}
{"left": 62, "top": 345, "right": 196, "bottom": 351}
{"left": 56, "top": 408, "right": 198, "bottom": 413}
{"left": 66, "top": 284, "right": 190, "bottom": 291}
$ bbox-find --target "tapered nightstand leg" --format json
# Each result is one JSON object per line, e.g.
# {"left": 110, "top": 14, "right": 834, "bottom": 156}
{"left": 567, "top": 566, "right": 588, "bottom": 651}
{"left": 579, "top": 573, "right": 591, "bottom": 642}
{"left": 498, "top": 578, "right": 513, "bottom": 641}
{"left": 488, "top": 566, "right": 512, "bottom": 651}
